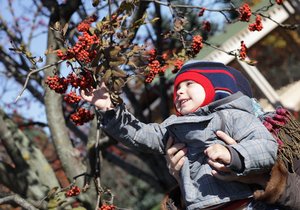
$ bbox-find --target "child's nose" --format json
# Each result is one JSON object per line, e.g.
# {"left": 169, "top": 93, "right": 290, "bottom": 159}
{"left": 176, "top": 86, "right": 185, "bottom": 95}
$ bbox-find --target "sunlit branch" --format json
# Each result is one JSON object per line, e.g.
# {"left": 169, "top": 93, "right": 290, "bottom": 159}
{"left": 141, "top": 0, "right": 233, "bottom": 12}
{"left": 0, "top": 194, "right": 38, "bottom": 210}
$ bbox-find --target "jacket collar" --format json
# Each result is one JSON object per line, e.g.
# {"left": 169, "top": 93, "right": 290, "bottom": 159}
{"left": 191, "top": 91, "right": 245, "bottom": 116}
{"left": 208, "top": 91, "right": 244, "bottom": 112}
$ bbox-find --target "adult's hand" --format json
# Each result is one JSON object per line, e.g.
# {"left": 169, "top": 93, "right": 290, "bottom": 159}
{"left": 165, "top": 132, "right": 234, "bottom": 181}
{"left": 165, "top": 131, "right": 269, "bottom": 186}
{"left": 210, "top": 131, "right": 269, "bottom": 187}
{"left": 165, "top": 137, "right": 187, "bottom": 182}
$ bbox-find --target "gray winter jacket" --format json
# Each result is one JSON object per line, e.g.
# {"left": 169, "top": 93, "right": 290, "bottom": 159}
{"left": 100, "top": 92, "right": 278, "bottom": 209}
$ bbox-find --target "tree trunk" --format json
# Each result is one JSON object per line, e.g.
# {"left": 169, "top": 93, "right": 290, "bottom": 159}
{"left": 0, "top": 108, "right": 59, "bottom": 200}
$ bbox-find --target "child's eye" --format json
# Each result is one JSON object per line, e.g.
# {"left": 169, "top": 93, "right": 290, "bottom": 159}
{"left": 186, "top": 81, "right": 195, "bottom": 86}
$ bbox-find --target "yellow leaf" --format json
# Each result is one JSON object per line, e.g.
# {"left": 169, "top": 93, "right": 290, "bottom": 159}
{"left": 92, "top": 0, "right": 99, "bottom": 7}
{"left": 47, "top": 199, "right": 58, "bottom": 208}
{"left": 113, "top": 78, "right": 125, "bottom": 91}
{"left": 150, "top": 17, "right": 160, "bottom": 24}
{"left": 102, "top": 69, "right": 112, "bottom": 83}
{"left": 62, "top": 23, "right": 69, "bottom": 36}
{"left": 132, "top": 13, "right": 147, "bottom": 29}
{"left": 244, "top": 59, "right": 258, "bottom": 66}
{"left": 112, "top": 70, "right": 127, "bottom": 78}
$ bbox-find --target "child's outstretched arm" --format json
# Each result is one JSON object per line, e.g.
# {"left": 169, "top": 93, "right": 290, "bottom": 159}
{"left": 80, "top": 81, "right": 167, "bottom": 154}
{"left": 80, "top": 81, "right": 114, "bottom": 111}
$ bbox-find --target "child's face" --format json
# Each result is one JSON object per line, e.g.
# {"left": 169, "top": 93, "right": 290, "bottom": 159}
{"left": 174, "top": 80, "right": 206, "bottom": 115}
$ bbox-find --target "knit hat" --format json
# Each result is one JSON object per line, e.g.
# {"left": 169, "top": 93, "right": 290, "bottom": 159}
{"left": 173, "top": 61, "right": 252, "bottom": 113}
{"left": 226, "top": 66, "right": 253, "bottom": 98}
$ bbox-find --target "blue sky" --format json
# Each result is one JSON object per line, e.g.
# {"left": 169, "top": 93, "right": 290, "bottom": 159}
{"left": 0, "top": 0, "right": 49, "bottom": 124}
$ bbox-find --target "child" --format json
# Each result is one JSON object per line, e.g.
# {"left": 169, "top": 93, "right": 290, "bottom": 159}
{"left": 81, "top": 60, "right": 278, "bottom": 210}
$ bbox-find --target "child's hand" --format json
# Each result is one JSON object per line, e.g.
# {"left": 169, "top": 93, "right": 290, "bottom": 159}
{"left": 204, "top": 143, "right": 231, "bottom": 166}
{"left": 80, "top": 81, "right": 114, "bottom": 111}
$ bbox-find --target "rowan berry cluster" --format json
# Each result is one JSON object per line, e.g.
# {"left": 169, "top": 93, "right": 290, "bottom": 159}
{"left": 190, "top": 35, "right": 203, "bottom": 56}
{"left": 70, "top": 108, "right": 95, "bottom": 126}
{"left": 248, "top": 15, "right": 263, "bottom": 31}
{"left": 64, "top": 91, "right": 82, "bottom": 104}
{"left": 239, "top": 41, "right": 247, "bottom": 60}
{"left": 198, "top": 8, "right": 206, "bottom": 17}
{"left": 99, "top": 204, "right": 116, "bottom": 210}
{"left": 46, "top": 70, "right": 95, "bottom": 125}
{"left": 239, "top": 4, "right": 252, "bottom": 22}
{"left": 57, "top": 16, "right": 99, "bottom": 64}
{"left": 202, "top": 21, "right": 211, "bottom": 32}
{"left": 67, "top": 71, "right": 94, "bottom": 89}
{"left": 172, "top": 59, "right": 184, "bottom": 74}
{"left": 65, "top": 186, "right": 81, "bottom": 197}
{"left": 148, "top": 49, "right": 156, "bottom": 61}
{"left": 145, "top": 49, "right": 167, "bottom": 83}
{"left": 45, "top": 75, "right": 69, "bottom": 94}
{"left": 77, "top": 15, "right": 97, "bottom": 32}
{"left": 57, "top": 32, "right": 99, "bottom": 64}
{"left": 46, "top": 71, "right": 94, "bottom": 93}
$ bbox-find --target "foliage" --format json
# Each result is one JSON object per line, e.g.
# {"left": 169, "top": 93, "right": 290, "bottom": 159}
{"left": 41, "top": 0, "right": 292, "bottom": 126}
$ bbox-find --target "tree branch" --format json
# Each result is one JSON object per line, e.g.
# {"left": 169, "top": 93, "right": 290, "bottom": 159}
{"left": 0, "top": 194, "right": 38, "bottom": 210}
{"left": 15, "top": 60, "right": 63, "bottom": 102}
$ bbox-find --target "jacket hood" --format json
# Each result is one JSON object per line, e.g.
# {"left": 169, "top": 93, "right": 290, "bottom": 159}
{"left": 193, "top": 92, "right": 255, "bottom": 116}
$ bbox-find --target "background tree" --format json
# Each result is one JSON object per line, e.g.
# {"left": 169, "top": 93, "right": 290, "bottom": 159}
{"left": 0, "top": 0, "right": 296, "bottom": 209}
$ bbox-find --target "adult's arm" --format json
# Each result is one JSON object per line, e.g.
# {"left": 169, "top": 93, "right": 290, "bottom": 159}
{"left": 224, "top": 109, "right": 278, "bottom": 174}
{"left": 164, "top": 131, "right": 269, "bottom": 185}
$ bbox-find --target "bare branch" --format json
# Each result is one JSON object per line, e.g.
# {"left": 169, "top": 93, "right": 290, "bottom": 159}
{"left": 0, "top": 194, "right": 38, "bottom": 210}
{"left": 141, "top": 0, "right": 233, "bottom": 12}
{"left": 15, "top": 60, "right": 63, "bottom": 102}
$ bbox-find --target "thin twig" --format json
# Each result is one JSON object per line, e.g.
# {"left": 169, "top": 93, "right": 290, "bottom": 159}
{"left": 15, "top": 60, "right": 63, "bottom": 102}
{"left": 259, "top": 13, "right": 299, "bottom": 30}
{"left": 202, "top": 40, "right": 233, "bottom": 55}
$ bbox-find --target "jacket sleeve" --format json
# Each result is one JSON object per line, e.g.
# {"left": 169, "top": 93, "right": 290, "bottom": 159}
{"left": 224, "top": 109, "right": 278, "bottom": 175}
{"left": 100, "top": 104, "right": 167, "bottom": 154}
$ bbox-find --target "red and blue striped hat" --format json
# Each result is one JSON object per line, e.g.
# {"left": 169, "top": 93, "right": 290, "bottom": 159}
{"left": 173, "top": 60, "right": 252, "bottom": 108}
